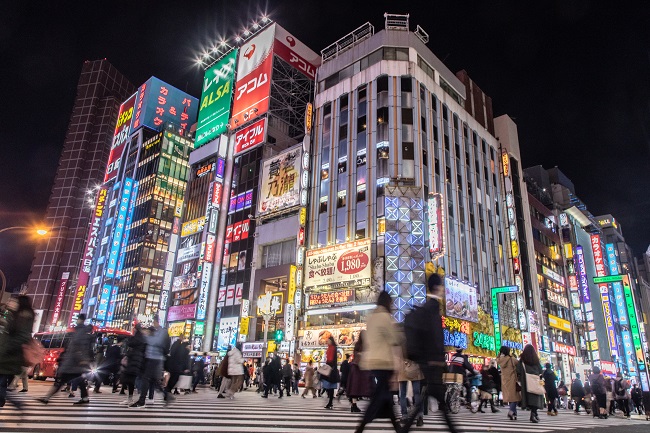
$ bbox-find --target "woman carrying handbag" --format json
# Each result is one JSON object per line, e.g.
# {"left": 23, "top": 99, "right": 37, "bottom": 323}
{"left": 497, "top": 346, "right": 521, "bottom": 420}
{"left": 517, "top": 344, "right": 545, "bottom": 423}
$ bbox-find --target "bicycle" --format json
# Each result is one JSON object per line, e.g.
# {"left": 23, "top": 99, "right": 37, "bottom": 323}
{"left": 444, "top": 374, "right": 481, "bottom": 414}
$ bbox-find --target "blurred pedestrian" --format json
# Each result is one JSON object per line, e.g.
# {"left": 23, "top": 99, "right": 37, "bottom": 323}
{"left": 397, "top": 352, "right": 424, "bottom": 425}
{"left": 517, "top": 344, "right": 544, "bottom": 423}
{"left": 588, "top": 366, "right": 608, "bottom": 419}
{"left": 557, "top": 380, "right": 569, "bottom": 409}
{"left": 119, "top": 324, "right": 147, "bottom": 405}
{"left": 355, "top": 291, "right": 401, "bottom": 432}
{"left": 281, "top": 358, "right": 293, "bottom": 397}
{"left": 631, "top": 383, "right": 643, "bottom": 414}
{"left": 614, "top": 372, "right": 631, "bottom": 418}
{"left": 39, "top": 313, "right": 93, "bottom": 405}
{"left": 292, "top": 363, "right": 301, "bottom": 395}
{"left": 337, "top": 354, "right": 351, "bottom": 400}
{"left": 497, "top": 346, "right": 521, "bottom": 421}
{"left": 543, "top": 363, "right": 558, "bottom": 415}
{"left": 346, "top": 331, "right": 373, "bottom": 413}
{"left": 225, "top": 344, "right": 244, "bottom": 399}
{"left": 0, "top": 295, "right": 35, "bottom": 410}
{"left": 400, "top": 274, "right": 459, "bottom": 433}
{"left": 570, "top": 373, "right": 586, "bottom": 414}
{"left": 191, "top": 353, "right": 206, "bottom": 392}
{"left": 164, "top": 340, "right": 190, "bottom": 398}
{"left": 130, "top": 315, "right": 172, "bottom": 407}
{"left": 321, "top": 336, "right": 340, "bottom": 409}
{"left": 95, "top": 338, "right": 124, "bottom": 393}
{"left": 301, "top": 360, "right": 317, "bottom": 398}
{"left": 478, "top": 365, "right": 499, "bottom": 413}
{"left": 488, "top": 359, "right": 501, "bottom": 406}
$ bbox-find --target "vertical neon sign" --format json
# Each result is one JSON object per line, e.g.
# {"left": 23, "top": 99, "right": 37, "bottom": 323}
{"left": 491, "top": 285, "right": 519, "bottom": 351}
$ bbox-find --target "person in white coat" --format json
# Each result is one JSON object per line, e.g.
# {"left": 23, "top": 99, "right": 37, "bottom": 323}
{"left": 225, "top": 343, "right": 245, "bottom": 399}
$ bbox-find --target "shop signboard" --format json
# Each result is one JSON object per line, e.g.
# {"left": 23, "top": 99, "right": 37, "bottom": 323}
{"left": 176, "top": 244, "right": 201, "bottom": 263}
{"left": 273, "top": 24, "right": 321, "bottom": 80}
{"left": 304, "top": 239, "right": 371, "bottom": 291}
{"left": 307, "top": 289, "right": 355, "bottom": 309}
{"left": 444, "top": 277, "right": 478, "bottom": 323}
{"left": 196, "top": 263, "right": 211, "bottom": 321}
{"left": 172, "top": 272, "right": 198, "bottom": 292}
{"left": 575, "top": 246, "right": 591, "bottom": 303}
{"left": 216, "top": 317, "right": 239, "bottom": 351}
{"left": 106, "top": 178, "right": 134, "bottom": 278}
{"left": 196, "top": 49, "right": 237, "bottom": 147}
{"left": 181, "top": 217, "right": 206, "bottom": 237}
{"left": 285, "top": 303, "right": 295, "bottom": 341}
{"left": 242, "top": 342, "right": 264, "bottom": 358}
{"left": 168, "top": 322, "right": 187, "bottom": 337}
{"left": 548, "top": 314, "right": 572, "bottom": 332}
{"left": 50, "top": 272, "right": 70, "bottom": 327}
{"left": 427, "top": 192, "right": 445, "bottom": 257}
{"left": 233, "top": 117, "right": 267, "bottom": 155}
{"left": 167, "top": 304, "right": 197, "bottom": 322}
{"left": 105, "top": 93, "right": 137, "bottom": 182}
{"left": 299, "top": 324, "right": 365, "bottom": 348}
{"left": 591, "top": 235, "right": 618, "bottom": 358}
{"left": 553, "top": 342, "right": 577, "bottom": 357}
{"left": 547, "top": 290, "right": 570, "bottom": 308}
{"left": 258, "top": 146, "right": 302, "bottom": 216}
{"left": 131, "top": 76, "right": 198, "bottom": 134}
{"left": 622, "top": 275, "right": 648, "bottom": 389}
{"left": 230, "top": 25, "right": 274, "bottom": 126}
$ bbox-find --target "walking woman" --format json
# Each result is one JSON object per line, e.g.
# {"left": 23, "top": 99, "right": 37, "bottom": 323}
{"left": 355, "top": 291, "right": 402, "bottom": 433}
{"left": 517, "top": 344, "right": 544, "bottom": 423}
{"left": 0, "top": 295, "right": 35, "bottom": 411}
{"left": 301, "top": 360, "right": 317, "bottom": 398}
{"left": 588, "top": 366, "right": 608, "bottom": 419}
{"left": 119, "top": 323, "right": 147, "bottom": 405}
{"left": 543, "top": 363, "right": 559, "bottom": 415}
{"left": 497, "top": 346, "right": 521, "bottom": 420}
{"left": 346, "top": 331, "right": 373, "bottom": 413}
{"left": 321, "top": 336, "right": 340, "bottom": 409}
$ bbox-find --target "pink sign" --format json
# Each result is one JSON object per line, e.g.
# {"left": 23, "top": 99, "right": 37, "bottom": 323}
{"left": 167, "top": 303, "right": 197, "bottom": 322}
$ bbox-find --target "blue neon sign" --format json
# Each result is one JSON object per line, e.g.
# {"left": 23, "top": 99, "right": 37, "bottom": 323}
{"left": 105, "top": 178, "right": 133, "bottom": 278}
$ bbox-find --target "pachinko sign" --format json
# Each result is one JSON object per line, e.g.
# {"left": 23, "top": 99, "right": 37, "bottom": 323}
{"left": 304, "top": 239, "right": 371, "bottom": 291}
{"left": 258, "top": 146, "right": 302, "bottom": 216}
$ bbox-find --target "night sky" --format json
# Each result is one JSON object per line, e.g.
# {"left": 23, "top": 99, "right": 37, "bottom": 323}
{"left": 1, "top": 1, "right": 649, "bottom": 288}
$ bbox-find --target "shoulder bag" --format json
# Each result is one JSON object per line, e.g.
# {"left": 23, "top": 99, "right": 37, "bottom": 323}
{"left": 523, "top": 363, "right": 545, "bottom": 395}
{"left": 317, "top": 364, "right": 332, "bottom": 377}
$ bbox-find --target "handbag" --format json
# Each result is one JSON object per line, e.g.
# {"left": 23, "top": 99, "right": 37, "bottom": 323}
{"left": 176, "top": 374, "right": 193, "bottom": 390}
{"left": 523, "top": 363, "right": 545, "bottom": 395}
{"left": 317, "top": 364, "right": 333, "bottom": 377}
{"left": 22, "top": 338, "right": 45, "bottom": 367}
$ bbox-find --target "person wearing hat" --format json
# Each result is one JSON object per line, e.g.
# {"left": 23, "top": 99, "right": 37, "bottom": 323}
{"left": 399, "top": 273, "right": 461, "bottom": 433}
{"left": 38, "top": 314, "right": 94, "bottom": 405}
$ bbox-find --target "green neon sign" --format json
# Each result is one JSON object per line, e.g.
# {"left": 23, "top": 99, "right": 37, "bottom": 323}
{"left": 623, "top": 279, "right": 646, "bottom": 374}
{"left": 491, "top": 285, "right": 519, "bottom": 352}
{"left": 593, "top": 275, "right": 624, "bottom": 284}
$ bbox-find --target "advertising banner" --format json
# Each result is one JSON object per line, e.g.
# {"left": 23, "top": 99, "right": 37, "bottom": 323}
{"left": 176, "top": 244, "right": 201, "bottom": 263}
{"left": 167, "top": 304, "right": 197, "bottom": 322}
{"left": 50, "top": 272, "right": 70, "bottom": 327}
{"left": 444, "top": 277, "right": 478, "bottom": 323}
{"left": 299, "top": 324, "right": 366, "bottom": 348}
{"left": 172, "top": 273, "right": 198, "bottom": 292}
{"left": 105, "top": 93, "right": 137, "bottom": 182}
{"left": 196, "top": 49, "right": 237, "bottom": 147}
{"left": 225, "top": 219, "right": 251, "bottom": 243}
{"left": 242, "top": 342, "right": 264, "bottom": 358}
{"left": 217, "top": 317, "right": 239, "bottom": 351}
{"left": 217, "top": 286, "right": 227, "bottom": 308}
{"left": 181, "top": 216, "right": 206, "bottom": 237}
{"left": 132, "top": 77, "right": 198, "bottom": 133}
{"left": 258, "top": 146, "right": 302, "bottom": 216}
{"left": 106, "top": 178, "right": 134, "bottom": 278}
{"left": 591, "top": 235, "right": 618, "bottom": 357}
{"left": 427, "top": 193, "right": 445, "bottom": 257}
{"left": 304, "top": 239, "right": 371, "bottom": 290}
{"left": 96, "top": 283, "right": 112, "bottom": 322}
{"left": 307, "top": 289, "right": 356, "bottom": 309}
{"left": 196, "top": 263, "right": 211, "bottom": 320}
{"left": 230, "top": 25, "right": 274, "bottom": 127}
{"left": 273, "top": 24, "right": 321, "bottom": 80}
{"left": 548, "top": 314, "right": 572, "bottom": 332}
{"left": 233, "top": 117, "right": 267, "bottom": 155}
{"left": 71, "top": 185, "right": 109, "bottom": 325}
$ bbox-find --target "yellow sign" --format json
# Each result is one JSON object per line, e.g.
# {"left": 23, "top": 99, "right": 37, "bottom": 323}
{"left": 267, "top": 341, "right": 277, "bottom": 354}
{"left": 239, "top": 317, "right": 250, "bottom": 335}
{"left": 168, "top": 322, "right": 186, "bottom": 337}
{"left": 564, "top": 243, "right": 574, "bottom": 260}
{"left": 502, "top": 152, "right": 510, "bottom": 177}
{"left": 548, "top": 314, "right": 572, "bottom": 332}
{"left": 305, "top": 103, "right": 313, "bottom": 134}
{"left": 510, "top": 240, "right": 519, "bottom": 257}
{"left": 377, "top": 217, "right": 386, "bottom": 235}
{"left": 175, "top": 200, "right": 184, "bottom": 217}
{"left": 299, "top": 207, "right": 307, "bottom": 226}
{"left": 181, "top": 216, "right": 206, "bottom": 237}
{"left": 288, "top": 265, "right": 297, "bottom": 304}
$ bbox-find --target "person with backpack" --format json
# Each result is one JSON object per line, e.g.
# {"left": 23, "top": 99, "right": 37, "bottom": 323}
{"left": 631, "top": 383, "right": 643, "bottom": 415}
{"left": 542, "top": 363, "right": 559, "bottom": 416}
{"left": 130, "top": 315, "right": 172, "bottom": 407}
{"left": 400, "top": 274, "right": 460, "bottom": 433}
{"left": 614, "top": 372, "right": 631, "bottom": 418}
{"left": 570, "top": 373, "right": 586, "bottom": 414}
{"left": 588, "top": 366, "right": 608, "bottom": 419}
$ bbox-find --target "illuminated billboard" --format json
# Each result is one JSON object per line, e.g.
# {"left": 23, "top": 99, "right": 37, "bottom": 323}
{"left": 258, "top": 146, "right": 302, "bottom": 216}
{"left": 105, "top": 93, "right": 137, "bottom": 182}
{"left": 195, "top": 49, "right": 237, "bottom": 147}
{"left": 230, "top": 26, "right": 274, "bottom": 127}
{"left": 233, "top": 117, "right": 267, "bottom": 155}
{"left": 427, "top": 193, "right": 445, "bottom": 257}
{"left": 273, "top": 24, "right": 321, "bottom": 80}
{"left": 105, "top": 178, "right": 134, "bottom": 278}
{"left": 591, "top": 234, "right": 618, "bottom": 358}
{"left": 132, "top": 77, "right": 198, "bottom": 133}
{"left": 304, "top": 239, "right": 371, "bottom": 291}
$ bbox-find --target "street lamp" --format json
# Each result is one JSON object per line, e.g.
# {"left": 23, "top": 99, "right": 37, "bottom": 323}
{"left": 0, "top": 226, "right": 50, "bottom": 235}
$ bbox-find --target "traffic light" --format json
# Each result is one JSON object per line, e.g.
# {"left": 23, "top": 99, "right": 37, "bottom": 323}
{"left": 274, "top": 329, "right": 284, "bottom": 343}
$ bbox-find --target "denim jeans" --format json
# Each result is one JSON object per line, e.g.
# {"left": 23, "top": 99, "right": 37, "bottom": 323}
{"left": 399, "top": 380, "right": 422, "bottom": 418}
{"left": 509, "top": 401, "right": 518, "bottom": 415}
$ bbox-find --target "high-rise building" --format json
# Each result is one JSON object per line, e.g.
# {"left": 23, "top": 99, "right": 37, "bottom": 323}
{"left": 26, "top": 60, "right": 134, "bottom": 331}
{"left": 77, "top": 77, "right": 198, "bottom": 328}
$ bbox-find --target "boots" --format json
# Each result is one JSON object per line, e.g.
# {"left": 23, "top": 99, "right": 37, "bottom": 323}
{"left": 351, "top": 403, "right": 361, "bottom": 412}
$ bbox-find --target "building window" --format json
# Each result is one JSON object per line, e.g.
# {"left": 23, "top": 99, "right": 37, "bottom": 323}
{"left": 262, "top": 239, "right": 297, "bottom": 268}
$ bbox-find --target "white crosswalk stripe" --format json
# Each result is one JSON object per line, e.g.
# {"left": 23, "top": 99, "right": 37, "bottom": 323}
{"left": 0, "top": 382, "right": 646, "bottom": 432}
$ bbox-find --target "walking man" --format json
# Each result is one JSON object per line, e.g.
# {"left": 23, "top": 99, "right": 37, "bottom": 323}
{"left": 130, "top": 315, "right": 172, "bottom": 407}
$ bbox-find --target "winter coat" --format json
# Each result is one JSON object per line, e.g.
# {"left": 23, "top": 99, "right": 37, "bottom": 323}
{"left": 570, "top": 379, "right": 586, "bottom": 399}
{"left": 167, "top": 340, "right": 190, "bottom": 374}
{"left": 517, "top": 360, "right": 544, "bottom": 409}
{"left": 340, "top": 359, "right": 350, "bottom": 386}
{"left": 122, "top": 330, "right": 146, "bottom": 377}
{"left": 269, "top": 357, "right": 282, "bottom": 384}
{"left": 227, "top": 347, "right": 244, "bottom": 376}
{"left": 101, "top": 344, "right": 123, "bottom": 372}
{"left": 281, "top": 362, "right": 292, "bottom": 379}
{"left": 145, "top": 326, "right": 170, "bottom": 360}
{"left": 588, "top": 372, "right": 607, "bottom": 396}
{"left": 489, "top": 366, "right": 501, "bottom": 391}
{"left": 346, "top": 345, "right": 373, "bottom": 398}
{"left": 0, "top": 309, "right": 34, "bottom": 375}
{"left": 497, "top": 354, "right": 520, "bottom": 404}
{"left": 303, "top": 365, "right": 315, "bottom": 387}
{"left": 58, "top": 324, "right": 94, "bottom": 375}
{"left": 414, "top": 297, "right": 445, "bottom": 364}
{"left": 360, "top": 305, "right": 402, "bottom": 371}
{"left": 543, "top": 368, "right": 559, "bottom": 400}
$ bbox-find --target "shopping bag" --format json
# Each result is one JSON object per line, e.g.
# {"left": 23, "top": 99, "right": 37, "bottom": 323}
{"left": 176, "top": 374, "right": 193, "bottom": 390}
{"left": 523, "top": 363, "right": 545, "bottom": 395}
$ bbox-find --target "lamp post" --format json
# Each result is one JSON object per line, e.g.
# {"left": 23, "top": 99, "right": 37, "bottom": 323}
{"left": 0, "top": 226, "right": 50, "bottom": 301}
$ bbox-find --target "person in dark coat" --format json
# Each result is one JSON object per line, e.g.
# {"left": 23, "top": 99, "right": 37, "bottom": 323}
{"left": 588, "top": 366, "right": 608, "bottom": 418}
{"left": 517, "top": 344, "right": 544, "bottom": 423}
{"left": 165, "top": 340, "right": 190, "bottom": 396}
{"left": 95, "top": 339, "right": 124, "bottom": 393}
{"left": 571, "top": 374, "right": 586, "bottom": 413}
{"left": 0, "top": 295, "right": 35, "bottom": 410}
{"left": 346, "top": 331, "right": 373, "bottom": 413}
{"left": 281, "top": 359, "right": 293, "bottom": 397}
{"left": 631, "top": 384, "right": 643, "bottom": 414}
{"left": 263, "top": 356, "right": 282, "bottom": 398}
{"left": 39, "top": 314, "right": 94, "bottom": 405}
{"left": 542, "top": 363, "right": 559, "bottom": 415}
{"left": 337, "top": 353, "right": 351, "bottom": 400}
{"left": 400, "top": 274, "right": 460, "bottom": 433}
{"left": 130, "top": 315, "right": 171, "bottom": 407}
{"left": 119, "top": 324, "right": 147, "bottom": 405}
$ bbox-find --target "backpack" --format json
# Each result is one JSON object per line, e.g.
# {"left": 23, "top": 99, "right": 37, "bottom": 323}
{"left": 615, "top": 379, "right": 627, "bottom": 397}
{"left": 404, "top": 306, "right": 426, "bottom": 363}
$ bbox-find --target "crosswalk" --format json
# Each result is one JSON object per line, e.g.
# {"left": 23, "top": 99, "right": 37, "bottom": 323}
{"left": 0, "top": 381, "right": 646, "bottom": 432}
